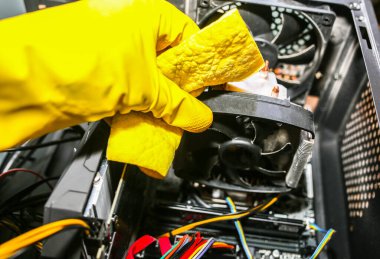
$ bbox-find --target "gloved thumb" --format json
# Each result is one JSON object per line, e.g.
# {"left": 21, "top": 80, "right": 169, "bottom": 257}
{"left": 147, "top": 71, "right": 213, "bottom": 133}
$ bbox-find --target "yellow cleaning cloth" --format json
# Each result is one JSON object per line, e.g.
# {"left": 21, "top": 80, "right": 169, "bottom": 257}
{"left": 107, "top": 9, "right": 264, "bottom": 179}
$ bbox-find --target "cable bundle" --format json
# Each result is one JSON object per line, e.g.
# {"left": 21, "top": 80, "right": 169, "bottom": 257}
{"left": 226, "top": 197, "right": 253, "bottom": 259}
{"left": 126, "top": 232, "right": 234, "bottom": 259}
{"left": 0, "top": 219, "right": 90, "bottom": 258}
{"left": 160, "top": 233, "right": 232, "bottom": 259}
{"left": 160, "top": 195, "right": 279, "bottom": 238}
{"left": 127, "top": 195, "right": 279, "bottom": 258}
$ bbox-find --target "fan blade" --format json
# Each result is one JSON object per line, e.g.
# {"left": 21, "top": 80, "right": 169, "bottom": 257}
{"left": 192, "top": 150, "right": 219, "bottom": 178}
{"left": 272, "top": 13, "right": 307, "bottom": 46}
{"left": 278, "top": 44, "right": 316, "bottom": 64}
{"left": 261, "top": 142, "right": 292, "bottom": 156}
{"left": 255, "top": 166, "right": 286, "bottom": 177}
{"left": 255, "top": 38, "right": 279, "bottom": 68}
{"left": 181, "top": 128, "right": 230, "bottom": 152}
{"left": 239, "top": 5, "right": 274, "bottom": 41}
{"left": 211, "top": 120, "right": 237, "bottom": 139}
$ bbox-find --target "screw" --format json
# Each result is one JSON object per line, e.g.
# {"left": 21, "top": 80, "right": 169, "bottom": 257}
{"left": 322, "top": 15, "right": 332, "bottom": 26}
{"left": 349, "top": 2, "right": 361, "bottom": 10}
{"left": 94, "top": 173, "right": 101, "bottom": 183}
{"left": 333, "top": 73, "right": 341, "bottom": 80}
{"left": 199, "top": 0, "right": 209, "bottom": 8}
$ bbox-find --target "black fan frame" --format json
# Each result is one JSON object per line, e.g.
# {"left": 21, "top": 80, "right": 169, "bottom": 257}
{"left": 173, "top": 91, "right": 314, "bottom": 193}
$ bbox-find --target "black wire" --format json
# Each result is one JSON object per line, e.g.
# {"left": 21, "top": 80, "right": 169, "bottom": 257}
{"left": 1, "top": 137, "right": 82, "bottom": 153}
{"left": 4, "top": 193, "right": 52, "bottom": 215}
{"left": 13, "top": 136, "right": 47, "bottom": 168}
{"left": 0, "top": 177, "right": 59, "bottom": 214}
{"left": 0, "top": 153, "right": 12, "bottom": 172}
{"left": 0, "top": 219, "right": 20, "bottom": 235}
{"left": 172, "top": 237, "right": 197, "bottom": 259}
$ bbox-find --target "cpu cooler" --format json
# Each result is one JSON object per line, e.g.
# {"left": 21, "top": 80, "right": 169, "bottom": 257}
{"left": 174, "top": 91, "right": 314, "bottom": 193}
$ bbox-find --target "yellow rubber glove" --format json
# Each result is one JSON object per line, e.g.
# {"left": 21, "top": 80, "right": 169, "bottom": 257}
{"left": 108, "top": 9, "right": 264, "bottom": 178}
{"left": 0, "top": 0, "right": 212, "bottom": 150}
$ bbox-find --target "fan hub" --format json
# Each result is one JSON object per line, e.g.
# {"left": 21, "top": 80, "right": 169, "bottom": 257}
{"left": 219, "top": 137, "right": 261, "bottom": 170}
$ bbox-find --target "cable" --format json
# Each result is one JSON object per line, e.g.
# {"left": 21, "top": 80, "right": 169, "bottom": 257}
{"left": 159, "top": 195, "right": 279, "bottom": 238}
{"left": 193, "top": 238, "right": 215, "bottom": 259}
{"left": 0, "top": 168, "right": 53, "bottom": 190}
{"left": 310, "top": 229, "right": 335, "bottom": 259}
{"left": 226, "top": 197, "right": 253, "bottom": 259}
{"left": 0, "top": 219, "right": 90, "bottom": 258}
{"left": 309, "top": 223, "right": 327, "bottom": 233}
{"left": 189, "top": 243, "right": 205, "bottom": 259}
{"left": 1, "top": 137, "right": 82, "bottom": 153}
{"left": 171, "top": 237, "right": 199, "bottom": 259}
{"left": 160, "top": 235, "right": 189, "bottom": 259}
{"left": 11, "top": 136, "right": 47, "bottom": 169}
{"left": 189, "top": 193, "right": 211, "bottom": 209}
{"left": 211, "top": 242, "right": 234, "bottom": 250}
{"left": 0, "top": 139, "right": 38, "bottom": 172}
{"left": 310, "top": 223, "right": 336, "bottom": 259}
{"left": 3, "top": 192, "right": 52, "bottom": 216}
{"left": 0, "top": 177, "right": 58, "bottom": 214}
{"left": 0, "top": 219, "right": 21, "bottom": 234}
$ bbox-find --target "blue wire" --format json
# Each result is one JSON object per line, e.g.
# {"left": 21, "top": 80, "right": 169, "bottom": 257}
{"left": 310, "top": 223, "right": 327, "bottom": 233}
{"left": 194, "top": 238, "right": 215, "bottom": 259}
{"left": 160, "top": 237, "right": 184, "bottom": 259}
{"left": 226, "top": 197, "right": 253, "bottom": 259}
{"left": 310, "top": 228, "right": 336, "bottom": 259}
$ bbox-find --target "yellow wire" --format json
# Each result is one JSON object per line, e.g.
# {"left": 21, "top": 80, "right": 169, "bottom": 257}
{"left": 0, "top": 219, "right": 90, "bottom": 258}
{"left": 226, "top": 197, "right": 253, "bottom": 259}
{"left": 0, "top": 227, "right": 68, "bottom": 258}
{"left": 189, "top": 243, "right": 206, "bottom": 259}
{"left": 258, "top": 197, "right": 278, "bottom": 211}
{"left": 0, "top": 224, "right": 89, "bottom": 258}
{"left": 310, "top": 225, "right": 317, "bottom": 231}
{"left": 312, "top": 230, "right": 336, "bottom": 258}
{"left": 35, "top": 242, "right": 43, "bottom": 250}
{"left": 160, "top": 196, "right": 279, "bottom": 237}
{"left": 1, "top": 218, "right": 89, "bottom": 249}
{"left": 1, "top": 227, "right": 58, "bottom": 257}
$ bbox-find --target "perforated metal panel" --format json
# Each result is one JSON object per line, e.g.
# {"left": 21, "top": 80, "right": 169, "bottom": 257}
{"left": 341, "top": 83, "right": 380, "bottom": 221}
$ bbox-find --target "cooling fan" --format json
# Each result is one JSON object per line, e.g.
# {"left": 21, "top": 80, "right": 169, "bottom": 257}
{"left": 197, "top": 1, "right": 335, "bottom": 100}
{"left": 173, "top": 91, "right": 314, "bottom": 193}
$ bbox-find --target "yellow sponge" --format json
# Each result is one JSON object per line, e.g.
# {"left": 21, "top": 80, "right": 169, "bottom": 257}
{"left": 157, "top": 8, "right": 264, "bottom": 94}
{"left": 107, "top": 9, "right": 264, "bottom": 179}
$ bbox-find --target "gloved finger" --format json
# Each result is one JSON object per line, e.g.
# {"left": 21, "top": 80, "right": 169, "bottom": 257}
{"left": 155, "top": 0, "right": 200, "bottom": 52}
{"left": 148, "top": 71, "right": 213, "bottom": 133}
{"left": 189, "top": 87, "right": 207, "bottom": 97}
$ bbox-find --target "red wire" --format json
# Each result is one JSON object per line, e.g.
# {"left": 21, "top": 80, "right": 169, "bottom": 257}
{"left": 0, "top": 168, "right": 53, "bottom": 189}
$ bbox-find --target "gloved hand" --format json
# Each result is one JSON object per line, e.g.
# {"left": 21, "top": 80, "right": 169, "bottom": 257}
{"left": 0, "top": 0, "right": 212, "bottom": 150}
{"left": 107, "top": 9, "right": 264, "bottom": 178}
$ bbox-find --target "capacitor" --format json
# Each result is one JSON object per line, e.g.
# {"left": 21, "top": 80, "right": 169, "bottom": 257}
{"left": 272, "top": 249, "right": 281, "bottom": 258}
